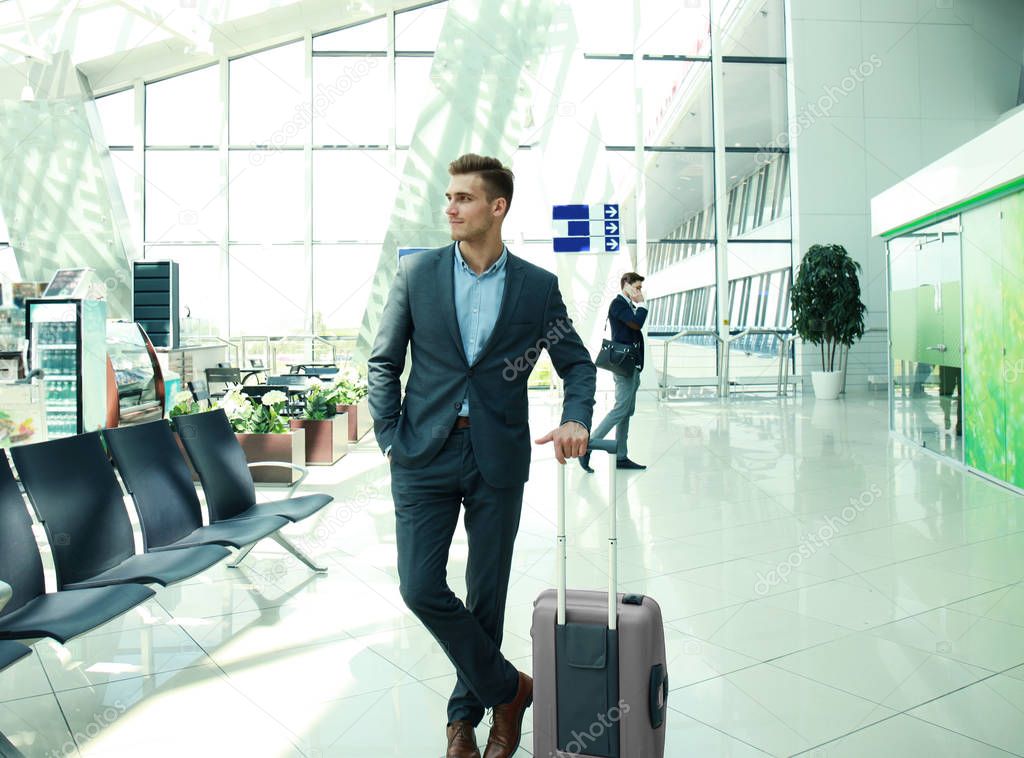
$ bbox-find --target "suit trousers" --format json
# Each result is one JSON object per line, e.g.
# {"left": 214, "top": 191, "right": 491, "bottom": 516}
{"left": 590, "top": 368, "right": 642, "bottom": 459}
{"left": 390, "top": 427, "right": 523, "bottom": 726}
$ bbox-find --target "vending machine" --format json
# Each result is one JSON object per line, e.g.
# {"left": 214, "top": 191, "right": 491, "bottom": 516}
{"left": 25, "top": 298, "right": 108, "bottom": 439}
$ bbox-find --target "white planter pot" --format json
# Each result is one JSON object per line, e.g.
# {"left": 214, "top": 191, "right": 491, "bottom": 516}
{"left": 811, "top": 370, "right": 844, "bottom": 400}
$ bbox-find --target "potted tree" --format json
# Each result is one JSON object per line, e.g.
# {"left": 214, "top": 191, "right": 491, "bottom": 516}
{"left": 289, "top": 379, "right": 349, "bottom": 465}
{"left": 790, "top": 243, "right": 867, "bottom": 400}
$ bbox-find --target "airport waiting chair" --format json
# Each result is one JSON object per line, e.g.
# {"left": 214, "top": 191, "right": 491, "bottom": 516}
{"left": 188, "top": 378, "right": 212, "bottom": 409}
{"left": 104, "top": 421, "right": 289, "bottom": 568}
{"left": 0, "top": 580, "right": 31, "bottom": 672}
{"left": 9, "top": 435, "right": 231, "bottom": 591}
{"left": 240, "top": 384, "right": 290, "bottom": 402}
{"left": 174, "top": 409, "right": 333, "bottom": 572}
{"left": 0, "top": 454, "right": 155, "bottom": 644}
{"left": 0, "top": 640, "right": 30, "bottom": 671}
{"left": 204, "top": 367, "right": 242, "bottom": 399}
{"left": 263, "top": 374, "right": 313, "bottom": 415}
{"left": 241, "top": 358, "right": 267, "bottom": 385}
{"left": 296, "top": 365, "right": 339, "bottom": 378}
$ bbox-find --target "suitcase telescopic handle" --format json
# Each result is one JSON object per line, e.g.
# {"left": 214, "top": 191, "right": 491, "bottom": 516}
{"left": 556, "top": 440, "right": 618, "bottom": 629}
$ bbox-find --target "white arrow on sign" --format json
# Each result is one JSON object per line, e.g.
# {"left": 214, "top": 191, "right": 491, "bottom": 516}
{"left": 605, "top": 221, "right": 619, "bottom": 235}
{"left": 604, "top": 205, "right": 618, "bottom": 219}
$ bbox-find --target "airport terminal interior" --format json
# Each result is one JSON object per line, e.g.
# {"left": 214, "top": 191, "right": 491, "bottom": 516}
{"left": 1, "top": 0, "right": 1024, "bottom": 755}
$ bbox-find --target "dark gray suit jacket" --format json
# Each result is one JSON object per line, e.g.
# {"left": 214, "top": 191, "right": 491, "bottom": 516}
{"left": 368, "top": 243, "right": 596, "bottom": 488}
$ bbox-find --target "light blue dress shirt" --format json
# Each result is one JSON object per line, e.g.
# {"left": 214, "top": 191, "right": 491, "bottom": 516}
{"left": 454, "top": 243, "right": 508, "bottom": 417}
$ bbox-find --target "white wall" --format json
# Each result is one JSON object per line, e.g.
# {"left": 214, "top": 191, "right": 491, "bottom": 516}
{"left": 789, "top": 0, "right": 1024, "bottom": 389}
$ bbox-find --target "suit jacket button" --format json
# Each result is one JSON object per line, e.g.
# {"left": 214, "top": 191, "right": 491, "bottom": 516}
{"left": 467, "top": 369, "right": 474, "bottom": 377}
{"left": 454, "top": 402, "right": 462, "bottom": 410}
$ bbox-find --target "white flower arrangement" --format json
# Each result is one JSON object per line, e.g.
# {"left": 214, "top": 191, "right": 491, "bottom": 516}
{"left": 261, "top": 389, "right": 289, "bottom": 407}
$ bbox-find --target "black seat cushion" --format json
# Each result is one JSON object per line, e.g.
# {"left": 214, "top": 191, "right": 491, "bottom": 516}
{"left": 0, "top": 583, "right": 155, "bottom": 644}
{"left": 0, "top": 640, "right": 30, "bottom": 671}
{"left": 149, "top": 516, "right": 289, "bottom": 552}
{"left": 60, "top": 545, "right": 231, "bottom": 591}
{"left": 236, "top": 494, "right": 334, "bottom": 524}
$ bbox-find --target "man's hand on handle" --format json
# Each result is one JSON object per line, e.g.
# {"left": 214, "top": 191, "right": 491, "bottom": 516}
{"left": 535, "top": 421, "right": 590, "bottom": 464}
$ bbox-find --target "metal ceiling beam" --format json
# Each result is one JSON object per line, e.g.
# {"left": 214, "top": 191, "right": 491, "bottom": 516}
{"left": 112, "top": 0, "right": 214, "bottom": 54}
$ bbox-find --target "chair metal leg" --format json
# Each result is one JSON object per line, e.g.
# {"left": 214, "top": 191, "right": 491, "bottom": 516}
{"left": 271, "top": 534, "right": 328, "bottom": 573}
{"left": 227, "top": 543, "right": 256, "bottom": 568}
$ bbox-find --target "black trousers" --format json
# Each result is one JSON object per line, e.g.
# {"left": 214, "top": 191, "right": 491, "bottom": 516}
{"left": 390, "top": 427, "right": 523, "bottom": 726}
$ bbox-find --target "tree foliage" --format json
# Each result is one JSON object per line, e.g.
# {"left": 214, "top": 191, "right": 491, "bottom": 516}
{"left": 790, "top": 244, "right": 867, "bottom": 372}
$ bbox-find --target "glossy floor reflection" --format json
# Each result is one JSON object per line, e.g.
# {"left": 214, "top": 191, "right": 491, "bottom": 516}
{"left": 1, "top": 392, "right": 1023, "bottom": 756}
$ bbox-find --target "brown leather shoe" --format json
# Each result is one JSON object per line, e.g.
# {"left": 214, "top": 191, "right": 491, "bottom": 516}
{"left": 446, "top": 720, "right": 480, "bottom": 758}
{"left": 483, "top": 672, "right": 533, "bottom": 758}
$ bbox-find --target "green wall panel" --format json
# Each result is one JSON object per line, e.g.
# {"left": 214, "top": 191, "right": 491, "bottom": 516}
{"left": 1003, "top": 192, "right": 1024, "bottom": 487}
{"left": 962, "top": 200, "right": 1006, "bottom": 480}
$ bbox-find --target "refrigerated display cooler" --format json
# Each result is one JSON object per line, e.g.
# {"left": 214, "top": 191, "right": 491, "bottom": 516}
{"left": 25, "top": 298, "right": 107, "bottom": 439}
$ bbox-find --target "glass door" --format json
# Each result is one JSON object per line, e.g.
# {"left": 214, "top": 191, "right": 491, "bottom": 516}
{"left": 888, "top": 217, "right": 963, "bottom": 460}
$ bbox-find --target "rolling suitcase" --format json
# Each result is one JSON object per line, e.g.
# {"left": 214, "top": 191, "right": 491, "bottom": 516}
{"left": 532, "top": 440, "right": 668, "bottom": 758}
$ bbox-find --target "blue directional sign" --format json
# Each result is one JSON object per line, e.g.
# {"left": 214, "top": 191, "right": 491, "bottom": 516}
{"left": 552, "top": 203, "right": 620, "bottom": 254}
{"left": 554, "top": 237, "right": 591, "bottom": 253}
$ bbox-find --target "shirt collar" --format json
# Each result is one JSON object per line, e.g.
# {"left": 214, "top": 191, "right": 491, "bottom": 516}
{"left": 456, "top": 243, "right": 508, "bottom": 277}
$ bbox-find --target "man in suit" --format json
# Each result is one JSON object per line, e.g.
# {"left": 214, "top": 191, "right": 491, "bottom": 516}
{"left": 369, "top": 154, "right": 596, "bottom": 758}
{"left": 580, "top": 272, "right": 647, "bottom": 473}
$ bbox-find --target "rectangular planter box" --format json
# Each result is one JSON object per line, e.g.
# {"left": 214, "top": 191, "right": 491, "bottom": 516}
{"left": 235, "top": 429, "right": 305, "bottom": 484}
{"left": 336, "top": 397, "right": 372, "bottom": 442}
{"left": 289, "top": 414, "right": 348, "bottom": 465}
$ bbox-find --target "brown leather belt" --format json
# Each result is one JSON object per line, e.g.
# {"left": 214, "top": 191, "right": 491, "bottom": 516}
{"left": 454, "top": 416, "right": 471, "bottom": 430}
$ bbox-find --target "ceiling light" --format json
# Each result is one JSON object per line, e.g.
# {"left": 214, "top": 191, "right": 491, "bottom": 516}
{"left": 20, "top": 84, "right": 34, "bottom": 101}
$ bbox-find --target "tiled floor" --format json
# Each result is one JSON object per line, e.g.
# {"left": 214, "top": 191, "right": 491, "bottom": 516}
{"left": 2, "top": 391, "right": 1023, "bottom": 756}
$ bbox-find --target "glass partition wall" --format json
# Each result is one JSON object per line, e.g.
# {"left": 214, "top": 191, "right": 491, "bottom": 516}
{"left": 887, "top": 217, "right": 964, "bottom": 461}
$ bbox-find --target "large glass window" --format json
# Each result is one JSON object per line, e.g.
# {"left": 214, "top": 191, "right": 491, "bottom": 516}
{"left": 314, "top": 17, "right": 386, "bottom": 51}
{"left": 396, "top": 2, "right": 447, "bottom": 51}
{"left": 145, "top": 66, "right": 219, "bottom": 146}
{"left": 110, "top": 151, "right": 141, "bottom": 244}
{"left": 144, "top": 245, "right": 226, "bottom": 337}
{"left": 120, "top": 0, "right": 791, "bottom": 346}
{"left": 312, "top": 56, "right": 388, "bottom": 145}
{"left": 638, "top": 0, "right": 710, "bottom": 56}
{"left": 722, "top": 62, "right": 788, "bottom": 148}
{"left": 645, "top": 151, "right": 715, "bottom": 252}
{"left": 313, "top": 150, "right": 403, "bottom": 242}
{"left": 642, "top": 60, "right": 712, "bottom": 146}
{"left": 144, "top": 151, "right": 222, "bottom": 243}
{"left": 313, "top": 244, "right": 382, "bottom": 334}
{"left": 721, "top": 0, "right": 785, "bottom": 58}
{"left": 580, "top": 59, "right": 635, "bottom": 145}
{"left": 228, "top": 151, "right": 305, "bottom": 243}
{"left": 96, "top": 89, "right": 134, "bottom": 147}
{"left": 230, "top": 42, "right": 307, "bottom": 146}
{"left": 396, "top": 57, "right": 435, "bottom": 146}
{"left": 229, "top": 245, "right": 308, "bottom": 335}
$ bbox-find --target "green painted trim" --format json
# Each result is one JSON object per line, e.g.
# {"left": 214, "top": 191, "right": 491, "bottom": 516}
{"left": 880, "top": 175, "right": 1024, "bottom": 239}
